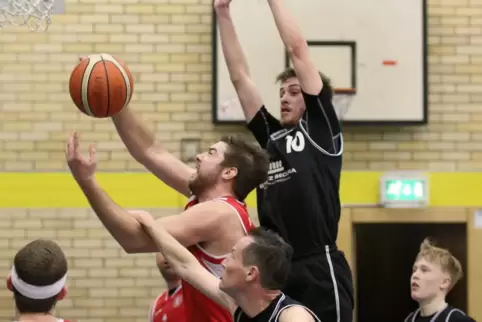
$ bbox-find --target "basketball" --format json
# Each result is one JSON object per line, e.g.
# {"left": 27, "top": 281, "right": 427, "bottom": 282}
{"left": 69, "top": 53, "right": 134, "bottom": 118}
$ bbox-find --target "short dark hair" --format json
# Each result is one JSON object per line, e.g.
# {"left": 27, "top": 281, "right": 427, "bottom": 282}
{"left": 242, "top": 227, "right": 293, "bottom": 290}
{"left": 276, "top": 67, "right": 334, "bottom": 101}
{"left": 13, "top": 239, "right": 68, "bottom": 314}
{"left": 220, "top": 135, "right": 269, "bottom": 200}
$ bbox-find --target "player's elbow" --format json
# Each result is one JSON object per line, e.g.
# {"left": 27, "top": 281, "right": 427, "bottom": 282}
{"left": 134, "top": 144, "right": 162, "bottom": 166}
{"left": 122, "top": 241, "right": 152, "bottom": 254}
{"left": 286, "top": 37, "right": 309, "bottom": 60}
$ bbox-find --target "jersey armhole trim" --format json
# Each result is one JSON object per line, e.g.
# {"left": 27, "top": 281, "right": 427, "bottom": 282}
{"left": 299, "top": 121, "right": 343, "bottom": 157}
{"left": 218, "top": 199, "right": 251, "bottom": 235}
{"left": 301, "top": 95, "right": 343, "bottom": 157}
{"left": 274, "top": 304, "right": 322, "bottom": 322}
{"left": 446, "top": 308, "right": 466, "bottom": 321}
{"left": 404, "top": 311, "right": 415, "bottom": 322}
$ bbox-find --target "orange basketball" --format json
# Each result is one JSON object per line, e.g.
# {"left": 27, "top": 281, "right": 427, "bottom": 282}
{"left": 69, "top": 53, "right": 134, "bottom": 118}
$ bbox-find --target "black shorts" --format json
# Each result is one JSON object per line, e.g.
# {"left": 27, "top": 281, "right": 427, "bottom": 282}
{"left": 282, "top": 248, "right": 354, "bottom": 322}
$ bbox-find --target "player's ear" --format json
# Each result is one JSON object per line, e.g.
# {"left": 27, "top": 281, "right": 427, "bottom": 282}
{"left": 56, "top": 285, "right": 68, "bottom": 301}
{"left": 440, "top": 275, "right": 451, "bottom": 291}
{"left": 6, "top": 275, "right": 13, "bottom": 292}
{"left": 245, "top": 265, "right": 259, "bottom": 283}
{"left": 222, "top": 167, "right": 238, "bottom": 181}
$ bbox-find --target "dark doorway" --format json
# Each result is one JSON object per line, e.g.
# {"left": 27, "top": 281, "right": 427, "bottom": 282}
{"left": 354, "top": 223, "right": 467, "bottom": 322}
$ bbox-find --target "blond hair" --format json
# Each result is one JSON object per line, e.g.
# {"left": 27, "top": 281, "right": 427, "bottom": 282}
{"left": 416, "top": 238, "right": 463, "bottom": 291}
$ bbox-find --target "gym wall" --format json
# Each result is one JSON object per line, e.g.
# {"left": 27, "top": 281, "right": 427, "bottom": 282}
{"left": 0, "top": 0, "right": 481, "bottom": 321}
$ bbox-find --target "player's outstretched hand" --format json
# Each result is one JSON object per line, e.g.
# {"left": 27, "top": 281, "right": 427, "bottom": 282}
{"left": 214, "top": 0, "right": 231, "bottom": 9}
{"left": 66, "top": 132, "right": 97, "bottom": 184}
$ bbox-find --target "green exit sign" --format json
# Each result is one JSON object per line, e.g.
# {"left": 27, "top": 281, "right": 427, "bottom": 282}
{"left": 380, "top": 174, "right": 429, "bottom": 208}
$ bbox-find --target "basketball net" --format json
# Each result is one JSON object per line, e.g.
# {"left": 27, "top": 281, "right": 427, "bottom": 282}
{"left": 333, "top": 89, "right": 355, "bottom": 120}
{"left": 0, "top": 0, "right": 54, "bottom": 31}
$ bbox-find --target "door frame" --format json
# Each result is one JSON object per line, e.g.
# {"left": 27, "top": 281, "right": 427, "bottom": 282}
{"left": 337, "top": 207, "right": 481, "bottom": 321}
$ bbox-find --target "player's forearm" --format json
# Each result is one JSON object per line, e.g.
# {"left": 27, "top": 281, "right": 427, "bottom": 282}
{"left": 267, "top": 0, "right": 307, "bottom": 58}
{"left": 216, "top": 8, "right": 251, "bottom": 82}
{"left": 111, "top": 107, "right": 160, "bottom": 163}
{"left": 77, "top": 178, "right": 155, "bottom": 253}
{"left": 145, "top": 221, "right": 200, "bottom": 276}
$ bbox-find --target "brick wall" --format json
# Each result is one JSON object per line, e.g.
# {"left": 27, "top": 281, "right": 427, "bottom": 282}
{"left": 0, "top": 0, "right": 478, "bottom": 321}
{"left": 0, "top": 1, "right": 479, "bottom": 171}
{"left": 0, "top": 209, "right": 176, "bottom": 322}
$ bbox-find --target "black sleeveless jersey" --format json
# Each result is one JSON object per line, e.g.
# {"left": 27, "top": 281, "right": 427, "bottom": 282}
{"left": 247, "top": 86, "right": 343, "bottom": 258}
{"left": 403, "top": 305, "right": 476, "bottom": 322}
{"left": 233, "top": 293, "right": 320, "bottom": 322}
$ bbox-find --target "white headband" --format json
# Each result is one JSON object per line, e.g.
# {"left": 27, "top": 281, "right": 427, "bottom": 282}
{"left": 10, "top": 265, "right": 67, "bottom": 300}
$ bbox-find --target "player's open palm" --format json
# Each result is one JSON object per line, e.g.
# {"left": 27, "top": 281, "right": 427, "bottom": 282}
{"left": 214, "top": 0, "right": 231, "bottom": 9}
{"left": 66, "top": 132, "right": 97, "bottom": 184}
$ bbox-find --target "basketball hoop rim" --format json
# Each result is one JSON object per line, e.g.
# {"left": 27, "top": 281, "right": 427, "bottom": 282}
{"left": 334, "top": 88, "right": 356, "bottom": 95}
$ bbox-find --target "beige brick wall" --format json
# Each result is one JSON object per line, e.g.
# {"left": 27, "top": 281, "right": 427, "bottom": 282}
{"left": 0, "top": 1, "right": 479, "bottom": 171}
{"left": 0, "top": 209, "right": 181, "bottom": 322}
{"left": 0, "top": 0, "right": 478, "bottom": 321}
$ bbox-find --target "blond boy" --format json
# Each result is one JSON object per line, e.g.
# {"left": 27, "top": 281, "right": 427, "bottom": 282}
{"left": 404, "top": 238, "right": 475, "bottom": 322}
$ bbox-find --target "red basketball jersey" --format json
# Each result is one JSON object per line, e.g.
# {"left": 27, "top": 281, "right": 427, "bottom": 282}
{"left": 148, "top": 285, "right": 186, "bottom": 322}
{"left": 182, "top": 196, "right": 255, "bottom": 322}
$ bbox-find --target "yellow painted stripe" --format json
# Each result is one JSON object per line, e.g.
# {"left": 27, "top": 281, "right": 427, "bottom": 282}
{"left": 0, "top": 172, "right": 480, "bottom": 208}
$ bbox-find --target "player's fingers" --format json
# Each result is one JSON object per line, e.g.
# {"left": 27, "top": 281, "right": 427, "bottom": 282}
{"left": 66, "top": 134, "right": 74, "bottom": 160}
{"left": 72, "top": 131, "right": 80, "bottom": 157}
{"left": 79, "top": 56, "right": 87, "bottom": 61}
{"left": 89, "top": 144, "right": 96, "bottom": 164}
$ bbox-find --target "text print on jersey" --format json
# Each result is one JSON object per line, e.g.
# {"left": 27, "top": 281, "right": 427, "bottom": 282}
{"left": 285, "top": 131, "right": 305, "bottom": 154}
{"left": 259, "top": 159, "right": 297, "bottom": 190}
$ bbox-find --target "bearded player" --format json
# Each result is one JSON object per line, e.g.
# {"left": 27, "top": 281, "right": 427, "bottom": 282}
{"left": 65, "top": 131, "right": 268, "bottom": 322}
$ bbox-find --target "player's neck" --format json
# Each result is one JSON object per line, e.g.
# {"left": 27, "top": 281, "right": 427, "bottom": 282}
{"left": 16, "top": 312, "right": 58, "bottom": 322}
{"left": 197, "top": 186, "right": 234, "bottom": 203}
{"left": 419, "top": 296, "right": 447, "bottom": 317}
{"left": 236, "top": 288, "right": 281, "bottom": 318}
{"left": 166, "top": 280, "right": 181, "bottom": 293}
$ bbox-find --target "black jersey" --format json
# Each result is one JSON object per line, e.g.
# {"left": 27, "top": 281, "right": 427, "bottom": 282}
{"left": 247, "top": 85, "right": 343, "bottom": 257}
{"left": 233, "top": 293, "right": 320, "bottom": 322}
{"left": 404, "top": 305, "right": 476, "bottom": 322}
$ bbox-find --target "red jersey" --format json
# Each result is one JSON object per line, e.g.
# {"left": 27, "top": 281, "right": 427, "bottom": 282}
{"left": 148, "top": 285, "right": 185, "bottom": 322}
{"left": 182, "top": 195, "right": 255, "bottom": 322}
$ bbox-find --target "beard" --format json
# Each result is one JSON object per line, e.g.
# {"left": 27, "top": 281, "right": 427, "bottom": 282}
{"left": 188, "top": 170, "right": 219, "bottom": 197}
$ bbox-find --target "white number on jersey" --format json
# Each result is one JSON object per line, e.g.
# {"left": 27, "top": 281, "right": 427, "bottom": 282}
{"left": 286, "top": 131, "right": 305, "bottom": 154}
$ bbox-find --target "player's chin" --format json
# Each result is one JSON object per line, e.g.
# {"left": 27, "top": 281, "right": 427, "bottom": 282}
{"left": 410, "top": 290, "right": 423, "bottom": 301}
{"left": 280, "top": 116, "right": 298, "bottom": 127}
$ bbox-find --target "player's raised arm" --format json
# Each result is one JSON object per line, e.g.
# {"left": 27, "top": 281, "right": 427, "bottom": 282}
{"left": 65, "top": 132, "right": 232, "bottom": 254}
{"left": 112, "top": 107, "right": 195, "bottom": 197}
{"left": 266, "top": 0, "right": 322, "bottom": 96}
{"left": 136, "top": 212, "right": 237, "bottom": 315}
{"left": 214, "top": 0, "right": 263, "bottom": 122}
{"left": 74, "top": 57, "right": 194, "bottom": 197}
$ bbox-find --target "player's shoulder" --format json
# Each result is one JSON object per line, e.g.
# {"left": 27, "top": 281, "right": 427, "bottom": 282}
{"left": 278, "top": 305, "right": 317, "bottom": 322}
{"left": 446, "top": 308, "right": 476, "bottom": 322}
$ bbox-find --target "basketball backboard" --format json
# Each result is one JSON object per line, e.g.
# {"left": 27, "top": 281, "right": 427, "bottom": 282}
{"left": 212, "top": 0, "right": 427, "bottom": 125}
